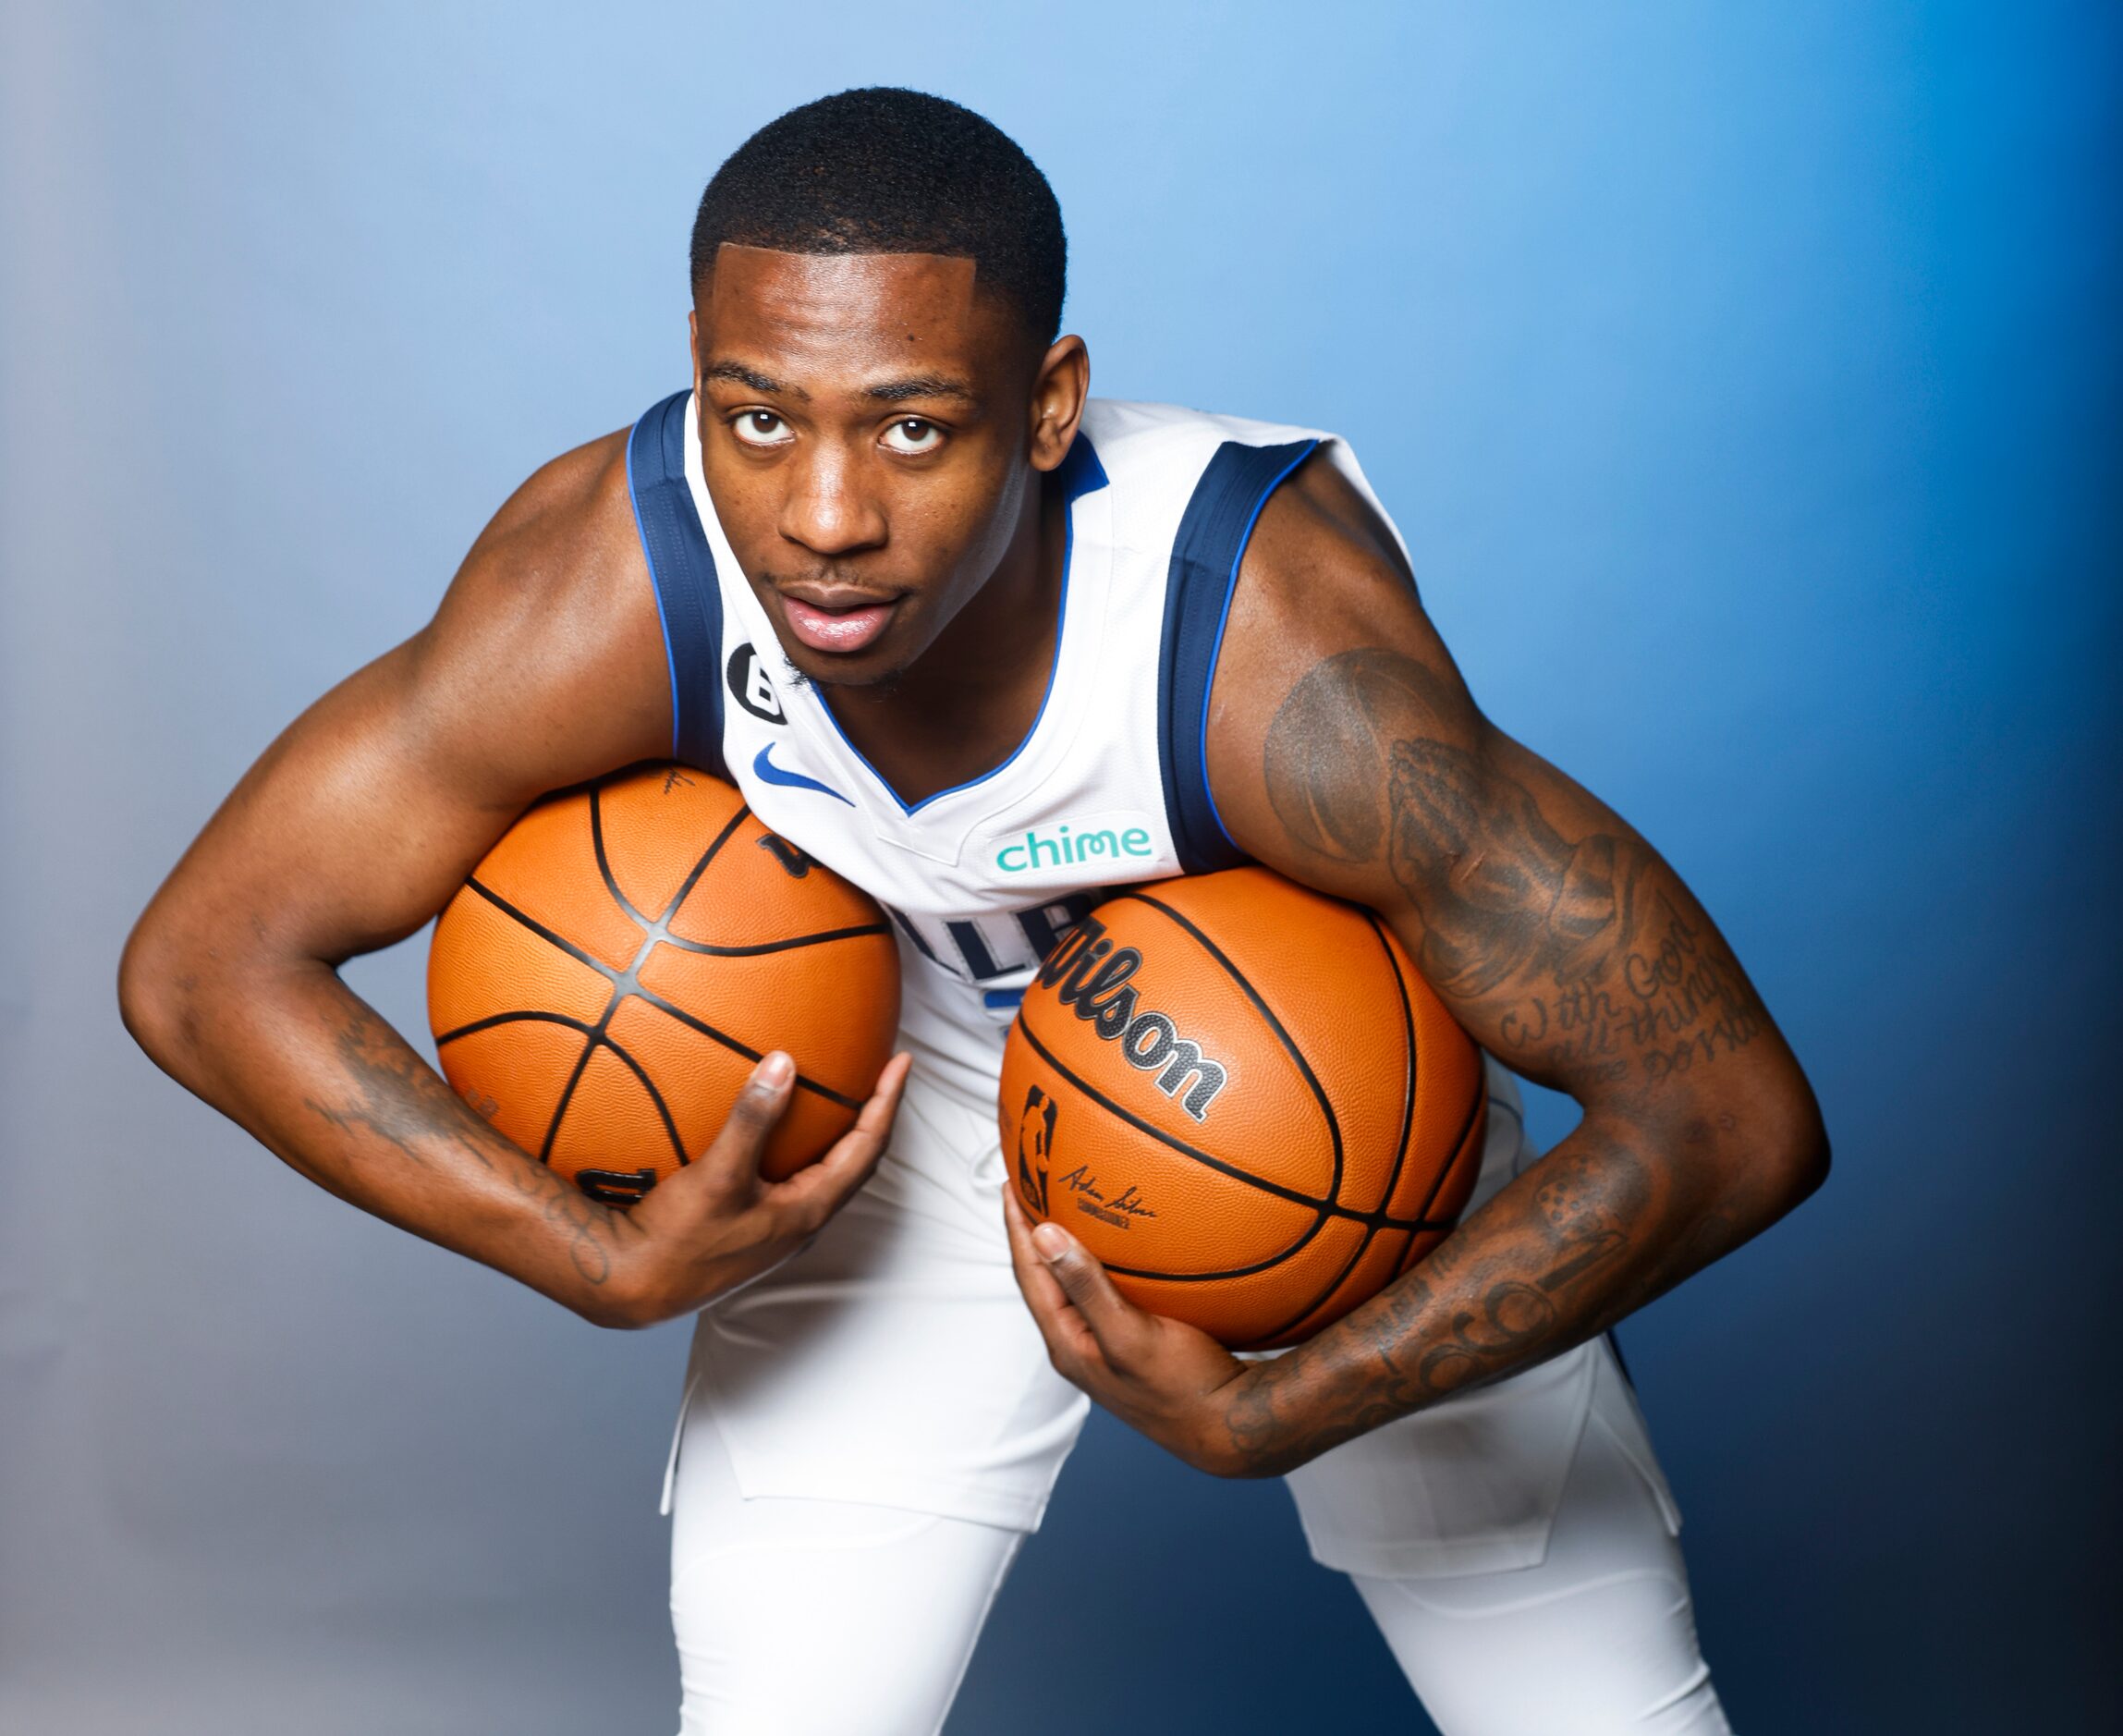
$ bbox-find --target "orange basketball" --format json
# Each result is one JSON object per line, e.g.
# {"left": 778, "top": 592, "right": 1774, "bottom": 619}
{"left": 427, "top": 763, "right": 899, "bottom": 1201}
{"left": 1000, "top": 868, "right": 1486, "bottom": 1350}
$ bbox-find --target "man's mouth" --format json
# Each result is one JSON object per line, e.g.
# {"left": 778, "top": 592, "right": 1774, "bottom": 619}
{"left": 779, "top": 592, "right": 900, "bottom": 654}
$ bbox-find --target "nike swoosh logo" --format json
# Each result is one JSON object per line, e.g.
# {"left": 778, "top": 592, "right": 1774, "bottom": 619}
{"left": 752, "top": 743, "right": 854, "bottom": 805}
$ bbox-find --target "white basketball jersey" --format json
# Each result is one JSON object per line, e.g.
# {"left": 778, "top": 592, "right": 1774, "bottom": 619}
{"left": 625, "top": 393, "right": 1413, "bottom": 1107}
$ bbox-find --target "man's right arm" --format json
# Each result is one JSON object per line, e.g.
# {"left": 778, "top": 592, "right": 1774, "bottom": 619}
{"left": 119, "top": 433, "right": 904, "bottom": 1326}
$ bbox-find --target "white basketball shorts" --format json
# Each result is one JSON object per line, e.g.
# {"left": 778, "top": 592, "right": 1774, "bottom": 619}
{"left": 660, "top": 1057, "right": 1725, "bottom": 1733}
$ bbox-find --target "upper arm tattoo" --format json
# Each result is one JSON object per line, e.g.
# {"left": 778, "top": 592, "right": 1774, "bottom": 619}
{"left": 1263, "top": 648, "right": 1766, "bottom": 1092}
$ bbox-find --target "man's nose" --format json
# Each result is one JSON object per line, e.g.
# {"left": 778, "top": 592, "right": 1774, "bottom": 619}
{"left": 778, "top": 441, "right": 886, "bottom": 556}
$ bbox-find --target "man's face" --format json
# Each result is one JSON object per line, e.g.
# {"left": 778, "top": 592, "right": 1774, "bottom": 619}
{"left": 690, "top": 245, "right": 1079, "bottom": 688}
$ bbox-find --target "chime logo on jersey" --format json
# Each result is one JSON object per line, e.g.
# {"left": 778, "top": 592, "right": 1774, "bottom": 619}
{"left": 990, "top": 812, "right": 1157, "bottom": 876}
{"left": 1037, "top": 918, "right": 1229, "bottom": 1121}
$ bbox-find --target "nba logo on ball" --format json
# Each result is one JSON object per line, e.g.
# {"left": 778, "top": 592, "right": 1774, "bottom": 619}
{"left": 999, "top": 868, "right": 1489, "bottom": 1350}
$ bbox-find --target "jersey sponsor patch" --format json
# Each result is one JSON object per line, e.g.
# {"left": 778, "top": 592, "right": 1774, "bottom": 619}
{"left": 726, "top": 641, "right": 786, "bottom": 723}
{"left": 982, "top": 810, "right": 1158, "bottom": 880}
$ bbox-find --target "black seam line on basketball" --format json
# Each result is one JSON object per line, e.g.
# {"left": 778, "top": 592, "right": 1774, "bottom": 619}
{"left": 534, "top": 798, "right": 655, "bottom": 1167}
{"left": 526, "top": 1021, "right": 689, "bottom": 1171}
{"left": 434, "top": 1009, "right": 600, "bottom": 1046}
{"left": 652, "top": 922, "right": 890, "bottom": 958}
{"left": 466, "top": 878, "right": 623, "bottom": 983}
{"left": 1014, "top": 1015, "right": 1453, "bottom": 1236}
{"left": 1241, "top": 913, "right": 1426, "bottom": 1348}
{"left": 660, "top": 802, "right": 752, "bottom": 924}
{"left": 1421, "top": 1037, "right": 1490, "bottom": 1234}
{"left": 1436, "top": 1080, "right": 1490, "bottom": 1220}
{"left": 1243, "top": 922, "right": 1417, "bottom": 1347}
{"left": 591, "top": 1027, "right": 690, "bottom": 1170}
{"left": 433, "top": 1014, "right": 713, "bottom": 1172}
{"left": 540, "top": 1023, "right": 603, "bottom": 1165}
{"left": 1369, "top": 911, "right": 1421, "bottom": 1224}
{"left": 588, "top": 784, "right": 654, "bottom": 929}
{"left": 543, "top": 966, "right": 643, "bottom": 1163}
{"left": 1098, "top": 1248, "right": 1326, "bottom": 1285}
{"left": 1113, "top": 890, "right": 1347, "bottom": 1209}
{"left": 1395, "top": 919, "right": 1484, "bottom": 1233}
{"left": 628, "top": 985, "right": 865, "bottom": 1112}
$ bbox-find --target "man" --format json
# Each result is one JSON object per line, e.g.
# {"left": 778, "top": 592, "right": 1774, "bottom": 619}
{"left": 121, "top": 88, "right": 1826, "bottom": 1735}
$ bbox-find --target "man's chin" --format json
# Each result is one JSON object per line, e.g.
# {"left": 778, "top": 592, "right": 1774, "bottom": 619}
{"left": 775, "top": 638, "right": 915, "bottom": 694}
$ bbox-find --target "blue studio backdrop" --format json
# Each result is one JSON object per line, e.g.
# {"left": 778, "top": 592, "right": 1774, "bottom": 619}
{"left": 1, "top": 4, "right": 2115, "bottom": 1732}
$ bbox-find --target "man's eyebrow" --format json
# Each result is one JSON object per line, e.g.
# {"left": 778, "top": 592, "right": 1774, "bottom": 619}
{"left": 864, "top": 375, "right": 976, "bottom": 404}
{"left": 702, "top": 360, "right": 807, "bottom": 399}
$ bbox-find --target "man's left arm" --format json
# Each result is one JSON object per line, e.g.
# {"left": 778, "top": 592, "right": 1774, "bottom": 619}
{"left": 1001, "top": 456, "right": 1829, "bottom": 1477}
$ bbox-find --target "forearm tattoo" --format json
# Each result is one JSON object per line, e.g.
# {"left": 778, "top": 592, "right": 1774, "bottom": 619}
{"left": 1222, "top": 1128, "right": 1653, "bottom": 1473}
{"left": 304, "top": 999, "right": 632, "bottom": 1286}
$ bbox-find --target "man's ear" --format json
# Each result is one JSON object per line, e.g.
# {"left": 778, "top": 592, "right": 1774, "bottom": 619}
{"left": 689, "top": 308, "right": 701, "bottom": 386}
{"left": 1028, "top": 335, "right": 1091, "bottom": 472}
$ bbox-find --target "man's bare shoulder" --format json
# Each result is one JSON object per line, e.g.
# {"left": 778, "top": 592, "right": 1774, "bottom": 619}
{"left": 439, "top": 429, "right": 644, "bottom": 635}
{"left": 1216, "top": 449, "right": 1467, "bottom": 723}
{"left": 1205, "top": 448, "right": 1483, "bottom": 876}
{"left": 402, "top": 426, "right": 671, "bottom": 792}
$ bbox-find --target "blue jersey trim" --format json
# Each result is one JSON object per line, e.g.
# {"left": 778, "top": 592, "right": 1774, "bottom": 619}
{"left": 623, "top": 410, "right": 683, "bottom": 759}
{"left": 815, "top": 432, "right": 1108, "bottom": 815}
{"left": 1157, "top": 438, "right": 1320, "bottom": 874}
{"left": 625, "top": 391, "right": 727, "bottom": 778}
{"left": 1053, "top": 429, "right": 1108, "bottom": 499}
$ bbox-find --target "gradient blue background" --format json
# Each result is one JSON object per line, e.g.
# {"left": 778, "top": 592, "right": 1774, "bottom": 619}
{"left": 2, "top": 4, "right": 2116, "bottom": 1731}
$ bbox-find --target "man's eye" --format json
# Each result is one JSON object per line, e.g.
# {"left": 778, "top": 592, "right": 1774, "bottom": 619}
{"left": 731, "top": 410, "right": 791, "bottom": 448}
{"left": 881, "top": 418, "right": 944, "bottom": 455}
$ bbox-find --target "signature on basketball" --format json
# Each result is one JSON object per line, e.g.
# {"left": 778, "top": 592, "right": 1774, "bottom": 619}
{"left": 1059, "top": 1164, "right": 1156, "bottom": 1230}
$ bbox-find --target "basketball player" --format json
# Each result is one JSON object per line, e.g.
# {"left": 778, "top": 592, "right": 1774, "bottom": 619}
{"left": 120, "top": 89, "right": 1827, "bottom": 1735}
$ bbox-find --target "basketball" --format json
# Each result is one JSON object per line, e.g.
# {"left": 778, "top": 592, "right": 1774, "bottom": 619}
{"left": 426, "top": 763, "right": 900, "bottom": 1201}
{"left": 999, "top": 868, "right": 1487, "bottom": 1350}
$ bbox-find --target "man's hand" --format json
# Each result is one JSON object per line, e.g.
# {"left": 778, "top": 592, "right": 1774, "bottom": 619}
{"left": 1001, "top": 1186, "right": 1267, "bottom": 1477}
{"left": 604, "top": 1050, "right": 912, "bottom": 1327}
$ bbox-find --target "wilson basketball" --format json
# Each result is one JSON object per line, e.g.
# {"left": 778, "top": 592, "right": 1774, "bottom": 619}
{"left": 427, "top": 763, "right": 899, "bottom": 1201}
{"left": 1000, "top": 868, "right": 1487, "bottom": 1350}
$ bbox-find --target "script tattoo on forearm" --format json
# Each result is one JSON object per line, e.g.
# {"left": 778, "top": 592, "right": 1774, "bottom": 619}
{"left": 1262, "top": 648, "right": 1766, "bottom": 1091}
{"left": 1220, "top": 1127, "right": 1656, "bottom": 1473}
{"left": 303, "top": 1000, "right": 630, "bottom": 1284}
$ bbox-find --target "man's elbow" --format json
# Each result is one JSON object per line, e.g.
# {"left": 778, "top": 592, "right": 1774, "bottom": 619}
{"left": 1745, "top": 1076, "right": 1831, "bottom": 1218}
{"left": 116, "top": 907, "right": 202, "bottom": 1076}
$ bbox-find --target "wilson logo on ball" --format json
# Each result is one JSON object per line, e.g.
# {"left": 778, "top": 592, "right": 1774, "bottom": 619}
{"left": 1036, "top": 918, "right": 1229, "bottom": 1121}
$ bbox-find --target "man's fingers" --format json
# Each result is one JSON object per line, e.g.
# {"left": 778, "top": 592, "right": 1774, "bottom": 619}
{"left": 1000, "top": 1186, "right": 1102, "bottom": 1374}
{"left": 1001, "top": 1185, "right": 1074, "bottom": 1317}
{"left": 761, "top": 1052, "right": 911, "bottom": 1220}
{"left": 850, "top": 1050, "right": 914, "bottom": 1141}
{"left": 696, "top": 1052, "right": 795, "bottom": 1182}
{"left": 1024, "top": 1216, "right": 1150, "bottom": 1359}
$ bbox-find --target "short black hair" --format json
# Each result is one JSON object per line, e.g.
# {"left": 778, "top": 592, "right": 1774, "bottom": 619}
{"left": 690, "top": 88, "right": 1066, "bottom": 344}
